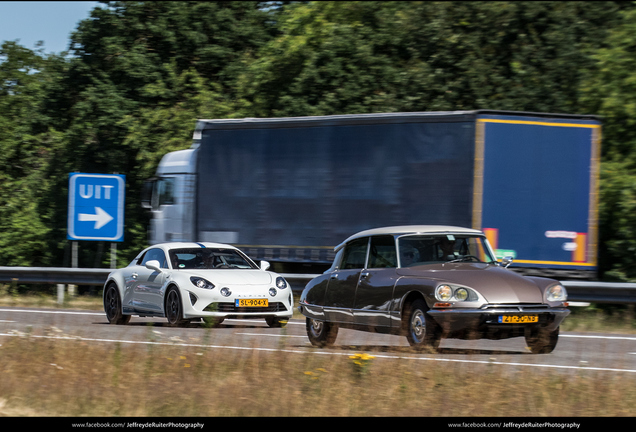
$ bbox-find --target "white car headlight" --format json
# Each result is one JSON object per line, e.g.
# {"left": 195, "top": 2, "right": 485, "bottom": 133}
{"left": 435, "top": 284, "right": 476, "bottom": 302}
{"left": 546, "top": 284, "right": 567, "bottom": 302}
{"left": 190, "top": 277, "right": 215, "bottom": 290}
{"left": 276, "top": 277, "right": 288, "bottom": 289}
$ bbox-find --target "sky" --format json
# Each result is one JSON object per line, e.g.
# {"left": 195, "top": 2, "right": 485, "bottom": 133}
{"left": 0, "top": 1, "right": 99, "bottom": 54}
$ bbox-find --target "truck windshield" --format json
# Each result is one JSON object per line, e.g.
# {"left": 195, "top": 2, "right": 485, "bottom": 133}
{"left": 168, "top": 248, "right": 258, "bottom": 270}
{"left": 397, "top": 234, "right": 497, "bottom": 267}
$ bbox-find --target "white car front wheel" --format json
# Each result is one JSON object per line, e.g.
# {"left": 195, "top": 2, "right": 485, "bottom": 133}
{"left": 165, "top": 286, "right": 187, "bottom": 327}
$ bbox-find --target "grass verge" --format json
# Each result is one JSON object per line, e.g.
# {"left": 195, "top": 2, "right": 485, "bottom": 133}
{"left": 1, "top": 336, "right": 636, "bottom": 417}
{"left": 1, "top": 291, "right": 636, "bottom": 417}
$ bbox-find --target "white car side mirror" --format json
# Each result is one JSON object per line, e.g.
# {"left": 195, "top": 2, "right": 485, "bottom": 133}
{"left": 145, "top": 260, "right": 162, "bottom": 272}
{"left": 260, "top": 260, "right": 270, "bottom": 271}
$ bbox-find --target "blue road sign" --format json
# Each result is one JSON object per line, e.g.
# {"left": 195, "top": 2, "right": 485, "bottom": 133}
{"left": 67, "top": 173, "right": 125, "bottom": 242}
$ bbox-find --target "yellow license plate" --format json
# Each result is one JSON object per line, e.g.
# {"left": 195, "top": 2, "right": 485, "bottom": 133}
{"left": 235, "top": 299, "right": 268, "bottom": 307}
{"left": 498, "top": 315, "right": 538, "bottom": 324}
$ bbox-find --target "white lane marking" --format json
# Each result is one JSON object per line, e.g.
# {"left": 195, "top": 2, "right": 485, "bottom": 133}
{"left": 236, "top": 332, "right": 307, "bottom": 338}
{"left": 1, "top": 309, "right": 633, "bottom": 335}
{"left": 561, "top": 334, "right": 636, "bottom": 341}
{"left": 0, "top": 309, "right": 305, "bottom": 325}
{"left": 1, "top": 332, "right": 636, "bottom": 374}
{"left": 3, "top": 308, "right": 636, "bottom": 358}
{"left": 225, "top": 318, "right": 303, "bottom": 326}
{"left": 0, "top": 320, "right": 15, "bottom": 323}
{"left": 0, "top": 308, "right": 104, "bottom": 316}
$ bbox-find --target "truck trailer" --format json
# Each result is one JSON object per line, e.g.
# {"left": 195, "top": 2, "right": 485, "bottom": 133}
{"left": 142, "top": 110, "right": 601, "bottom": 279}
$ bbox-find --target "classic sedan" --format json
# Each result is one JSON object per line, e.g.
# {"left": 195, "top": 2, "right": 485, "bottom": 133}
{"left": 299, "top": 226, "right": 570, "bottom": 353}
{"left": 103, "top": 242, "right": 293, "bottom": 327}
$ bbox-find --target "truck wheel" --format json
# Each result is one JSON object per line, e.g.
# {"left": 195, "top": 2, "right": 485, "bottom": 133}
{"left": 525, "top": 326, "right": 559, "bottom": 354}
{"left": 104, "top": 283, "right": 130, "bottom": 325}
{"left": 404, "top": 299, "right": 441, "bottom": 350}
{"left": 306, "top": 318, "right": 338, "bottom": 347}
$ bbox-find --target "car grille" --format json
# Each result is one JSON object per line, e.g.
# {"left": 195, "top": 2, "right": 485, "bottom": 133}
{"left": 204, "top": 302, "right": 288, "bottom": 313}
{"left": 480, "top": 304, "right": 552, "bottom": 326}
{"left": 480, "top": 304, "right": 549, "bottom": 312}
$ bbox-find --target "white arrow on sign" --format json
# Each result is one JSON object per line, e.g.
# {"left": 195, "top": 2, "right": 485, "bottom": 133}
{"left": 78, "top": 207, "right": 113, "bottom": 230}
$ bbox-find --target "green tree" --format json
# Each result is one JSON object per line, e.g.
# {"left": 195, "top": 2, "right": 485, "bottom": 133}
{"left": 121, "top": 65, "right": 235, "bottom": 179}
{"left": 580, "top": 6, "right": 636, "bottom": 161}
{"left": 34, "top": 1, "right": 279, "bottom": 267}
{"left": 238, "top": 1, "right": 627, "bottom": 116}
{"left": 1, "top": 0, "right": 634, "bottom": 277}
{"left": 0, "top": 42, "right": 60, "bottom": 266}
{"left": 597, "top": 161, "right": 636, "bottom": 281}
{"left": 580, "top": 6, "right": 636, "bottom": 280}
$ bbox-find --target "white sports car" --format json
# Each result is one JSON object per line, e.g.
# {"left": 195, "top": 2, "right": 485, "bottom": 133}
{"left": 103, "top": 242, "right": 293, "bottom": 327}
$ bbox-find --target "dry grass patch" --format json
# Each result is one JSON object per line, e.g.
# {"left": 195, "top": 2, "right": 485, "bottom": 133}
{"left": 1, "top": 335, "right": 636, "bottom": 417}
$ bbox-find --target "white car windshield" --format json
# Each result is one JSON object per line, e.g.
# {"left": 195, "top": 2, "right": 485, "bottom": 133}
{"left": 168, "top": 248, "right": 257, "bottom": 270}
{"left": 397, "top": 234, "right": 497, "bottom": 267}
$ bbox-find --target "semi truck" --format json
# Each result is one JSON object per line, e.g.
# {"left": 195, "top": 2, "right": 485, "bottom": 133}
{"left": 142, "top": 110, "right": 601, "bottom": 280}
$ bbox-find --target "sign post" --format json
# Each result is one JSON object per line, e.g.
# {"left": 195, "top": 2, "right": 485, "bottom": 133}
{"left": 64, "top": 173, "right": 125, "bottom": 303}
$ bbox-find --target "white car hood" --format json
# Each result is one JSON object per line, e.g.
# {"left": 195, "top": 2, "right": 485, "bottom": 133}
{"left": 187, "top": 270, "right": 273, "bottom": 286}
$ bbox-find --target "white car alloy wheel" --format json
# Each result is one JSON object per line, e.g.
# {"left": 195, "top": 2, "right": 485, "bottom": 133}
{"left": 165, "top": 287, "right": 186, "bottom": 327}
{"left": 104, "top": 283, "right": 130, "bottom": 325}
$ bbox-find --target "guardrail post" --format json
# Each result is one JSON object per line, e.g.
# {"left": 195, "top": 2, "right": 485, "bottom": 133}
{"left": 11, "top": 278, "right": 18, "bottom": 298}
{"left": 57, "top": 284, "right": 65, "bottom": 304}
{"left": 111, "top": 243, "right": 117, "bottom": 269}
{"left": 72, "top": 241, "right": 78, "bottom": 268}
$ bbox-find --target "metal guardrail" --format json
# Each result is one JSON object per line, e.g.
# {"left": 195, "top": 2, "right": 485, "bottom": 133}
{"left": 2, "top": 266, "right": 636, "bottom": 304}
{"left": 0, "top": 266, "right": 315, "bottom": 288}
{"left": 0, "top": 266, "right": 112, "bottom": 287}
{"left": 561, "top": 280, "right": 636, "bottom": 304}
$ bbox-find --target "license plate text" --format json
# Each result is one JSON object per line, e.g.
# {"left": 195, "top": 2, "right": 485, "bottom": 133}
{"left": 498, "top": 315, "right": 538, "bottom": 324}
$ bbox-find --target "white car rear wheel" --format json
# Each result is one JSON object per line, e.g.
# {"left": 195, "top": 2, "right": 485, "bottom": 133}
{"left": 104, "top": 283, "right": 130, "bottom": 325}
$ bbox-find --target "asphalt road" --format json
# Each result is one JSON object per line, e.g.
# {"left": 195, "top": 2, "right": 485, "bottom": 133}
{"left": 1, "top": 306, "right": 636, "bottom": 375}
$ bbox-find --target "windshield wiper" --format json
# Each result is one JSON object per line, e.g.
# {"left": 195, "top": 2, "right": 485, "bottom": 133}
{"left": 446, "top": 255, "right": 481, "bottom": 264}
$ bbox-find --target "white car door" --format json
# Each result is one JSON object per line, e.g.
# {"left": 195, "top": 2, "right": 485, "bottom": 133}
{"left": 133, "top": 248, "right": 168, "bottom": 313}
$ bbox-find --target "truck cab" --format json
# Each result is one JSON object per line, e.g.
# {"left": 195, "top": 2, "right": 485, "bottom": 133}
{"left": 142, "top": 148, "right": 197, "bottom": 244}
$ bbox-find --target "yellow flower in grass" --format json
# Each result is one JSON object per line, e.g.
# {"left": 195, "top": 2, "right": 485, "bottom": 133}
{"left": 304, "top": 368, "right": 328, "bottom": 380}
{"left": 349, "top": 353, "right": 375, "bottom": 362}
{"left": 349, "top": 353, "right": 375, "bottom": 376}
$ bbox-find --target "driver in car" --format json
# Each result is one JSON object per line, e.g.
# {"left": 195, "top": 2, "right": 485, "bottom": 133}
{"left": 438, "top": 237, "right": 457, "bottom": 261}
